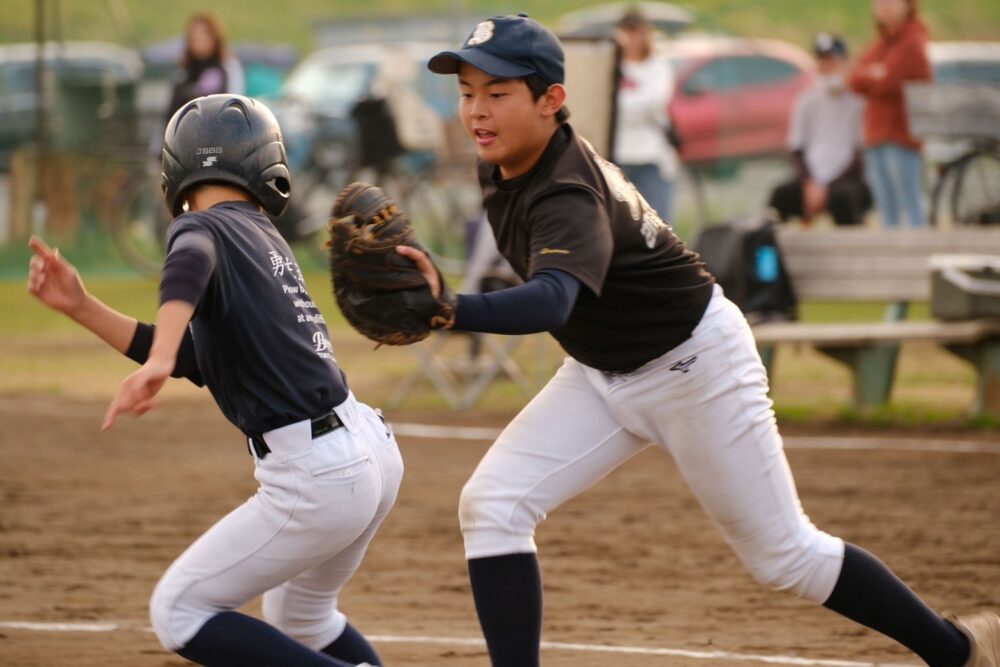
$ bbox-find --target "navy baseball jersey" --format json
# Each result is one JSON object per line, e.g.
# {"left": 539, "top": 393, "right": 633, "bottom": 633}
{"left": 165, "top": 201, "right": 349, "bottom": 435}
{"left": 480, "top": 123, "right": 715, "bottom": 373}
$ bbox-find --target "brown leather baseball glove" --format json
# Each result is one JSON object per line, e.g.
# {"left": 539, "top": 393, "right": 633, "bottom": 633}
{"left": 328, "top": 182, "right": 456, "bottom": 345}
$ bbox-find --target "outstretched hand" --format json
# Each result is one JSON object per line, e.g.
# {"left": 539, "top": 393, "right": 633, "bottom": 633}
{"left": 26, "top": 236, "right": 87, "bottom": 315}
{"left": 102, "top": 357, "right": 174, "bottom": 431}
{"left": 395, "top": 245, "right": 442, "bottom": 300}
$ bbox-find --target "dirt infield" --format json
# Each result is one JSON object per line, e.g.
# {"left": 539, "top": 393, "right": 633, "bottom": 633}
{"left": 1, "top": 393, "right": 998, "bottom": 667}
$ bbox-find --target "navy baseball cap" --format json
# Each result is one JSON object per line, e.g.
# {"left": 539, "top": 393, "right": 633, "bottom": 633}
{"left": 813, "top": 33, "right": 848, "bottom": 58}
{"left": 428, "top": 13, "right": 565, "bottom": 86}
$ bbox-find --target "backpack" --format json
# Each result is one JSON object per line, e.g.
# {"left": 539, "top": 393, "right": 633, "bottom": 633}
{"left": 694, "top": 213, "right": 798, "bottom": 323}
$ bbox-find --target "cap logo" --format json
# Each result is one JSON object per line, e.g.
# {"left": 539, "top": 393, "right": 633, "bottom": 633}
{"left": 466, "top": 20, "right": 495, "bottom": 46}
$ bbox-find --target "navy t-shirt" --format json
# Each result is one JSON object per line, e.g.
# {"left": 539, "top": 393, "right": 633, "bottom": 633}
{"left": 164, "top": 201, "right": 349, "bottom": 436}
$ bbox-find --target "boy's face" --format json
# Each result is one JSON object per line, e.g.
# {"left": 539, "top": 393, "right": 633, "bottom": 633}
{"left": 458, "top": 63, "right": 559, "bottom": 178}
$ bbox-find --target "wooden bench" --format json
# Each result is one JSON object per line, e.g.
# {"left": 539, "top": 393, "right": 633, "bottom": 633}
{"left": 753, "top": 227, "right": 1000, "bottom": 415}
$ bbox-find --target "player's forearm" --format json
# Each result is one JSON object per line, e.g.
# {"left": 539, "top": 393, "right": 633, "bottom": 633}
{"left": 66, "top": 293, "right": 140, "bottom": 355}
{"left": 148, "top": 301, "right": 196, "bottom": 369}
{"left": 453, "top": 269, "right": 580, "bottom": 334}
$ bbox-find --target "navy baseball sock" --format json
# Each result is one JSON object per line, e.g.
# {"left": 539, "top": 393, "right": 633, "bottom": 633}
{"left": 320, "top": 621, "right": 382, "bottom": 665}
{"left": 468, "top": 553, "right": 543, "bottom": 667}
{"left": 823, "top": 544, "right": 970, "bottom": 666}
{"left": 176, "top": 611, "right": 354, "bottom": 667}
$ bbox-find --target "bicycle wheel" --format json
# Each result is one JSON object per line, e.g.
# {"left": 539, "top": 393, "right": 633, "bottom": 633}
{"left": 272, "top": 137, "right": 358, "bottom": 267}
{"left": 108, "top": 168, "right": 170, "bottom": 277}
{"left": 951, "top": 148, "right": 1000, "bottom": 226}
{"left": 281, "top": 170, "right": 345, "bottom": 267}
{"left": 397, "top": 168, "right": 480, "bottom": 274}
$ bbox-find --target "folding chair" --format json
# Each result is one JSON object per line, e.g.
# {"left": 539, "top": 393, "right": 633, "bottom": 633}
{"left": 387, "top": 331, "right": 538, "bottom": 410}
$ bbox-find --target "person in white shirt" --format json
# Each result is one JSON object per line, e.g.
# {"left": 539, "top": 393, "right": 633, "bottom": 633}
{"left": 769, "top": 34, "right": 871, "bottom": 226}
{"left": 613, "top": 8, "right": 679, "bottom": 222}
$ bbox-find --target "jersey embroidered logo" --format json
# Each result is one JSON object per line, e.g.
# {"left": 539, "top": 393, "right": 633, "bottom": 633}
{"left": 580, "top": 137, "right": 668, "bottom": 249}
{"left": 312, "top": 331, "right": 332, "bottom": 353}
{"left": 640, "top": 210, "right": 667, "bottom": 250}
{"left": 539, "top": 248, "right": 571, "bottom": 255}
{"left": 466, "top": 20, "right": 495, "bottom": 46}
{"left": 669, "top": 355, "right": 698, "bottom": 373}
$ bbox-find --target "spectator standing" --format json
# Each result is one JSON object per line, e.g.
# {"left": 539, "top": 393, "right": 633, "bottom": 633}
{"left": 613, "top": 8, "right": 678, "bottom": 222}
{"left": 166, "top": 14, "right": 244, "bottom": 119}
{"left": 770, "top": 34, "right": 871, "bottom": 227}
{"left": 849, "top": 0, "right": 932, "bottom": 227}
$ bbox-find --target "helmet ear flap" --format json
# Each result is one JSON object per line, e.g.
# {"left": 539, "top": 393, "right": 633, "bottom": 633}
{"left": 256, "top": 163, "right": 292, "bottom": 217}
{"left": 245, "top": 140, "right": 292, "bottom": 216}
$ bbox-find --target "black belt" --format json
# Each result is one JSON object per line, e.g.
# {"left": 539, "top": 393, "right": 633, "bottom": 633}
{"left": 249, "top": 411, "right": 344, "bottom": 460}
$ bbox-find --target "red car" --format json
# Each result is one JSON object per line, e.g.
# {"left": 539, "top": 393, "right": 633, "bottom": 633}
{"left": 663, "top": 35, "right": 816, "bottom": 165}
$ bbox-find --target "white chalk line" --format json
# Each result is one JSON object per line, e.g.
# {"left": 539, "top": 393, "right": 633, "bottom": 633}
{"left": 0, "top": 622, "right": 916, "bottom": 666}
{"left": 6, "top": 399, "right": 999, "bottom": 455}
{"left": 392, "top": 422, "right": 1000, "bottom": 455}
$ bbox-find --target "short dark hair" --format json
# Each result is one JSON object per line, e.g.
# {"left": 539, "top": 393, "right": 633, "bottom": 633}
{"left": 523, "top": 74, "right": 571, "bottom": 124}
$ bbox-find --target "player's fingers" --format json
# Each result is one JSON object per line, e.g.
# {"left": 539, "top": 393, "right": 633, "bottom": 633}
{"left": 28, "top": 235, "right": 55, "bottom": 260}
{"left": 101, "top": 400, "right": 122, "bottom": 431}
{"left": 27, "top": 256, "right": 45, "bottom": 289}
{"left": 395, "top": 245, "right": 428, "bottom": 264}
{"left": 396, "top": 246, "right": 438, "bottom": 283}
{"left": 27, "top": 271, "right": 44, "bottom": 295}
{"left": 102, "top": 379, "right": 141, "bottom": 430}
{"left": 47, "top": 247, "right": 67, "bottom": 274}
{"left": 132, "top": 398, "right": 159, "bottom": 416}
{"left": 30, "top": 238, "right": 69, "bottom": 277}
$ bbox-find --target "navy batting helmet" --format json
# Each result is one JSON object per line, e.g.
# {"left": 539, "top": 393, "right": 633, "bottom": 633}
{"left": 161, "top": 94, "right": 291, "bottom": 217}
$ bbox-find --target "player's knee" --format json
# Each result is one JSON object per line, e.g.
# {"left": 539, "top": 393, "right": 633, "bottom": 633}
{"left": 742, "top": 531, "right": 844, "bottom": 602}
{"left": 458, "top": 475, "right": 536, "bottom": 533}
{"left": 459, "top": 474, "right": 542, "bottom": 558}
{"left": 458, "top": 477, "right": 483, "bottom": 530}
{"left": 149, "top": 568, "right": 221, "bottom": 653}
{"left": 263, "top": 594, "right": 346, "bottom": 649}
{"left": 149, "top": 578, "right": 186, "bottom": 652}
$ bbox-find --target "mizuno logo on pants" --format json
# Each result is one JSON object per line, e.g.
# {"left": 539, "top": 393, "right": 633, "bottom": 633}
{"left": 670, "top": 356, "right": 697, "bottom": 373}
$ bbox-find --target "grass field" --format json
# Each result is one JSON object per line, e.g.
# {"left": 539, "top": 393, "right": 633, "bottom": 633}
{"left": 1, "top": 0, "right": 998, "bottom": 53}
{"left": 1, "top": 271, "right": 992, "bottom": 428}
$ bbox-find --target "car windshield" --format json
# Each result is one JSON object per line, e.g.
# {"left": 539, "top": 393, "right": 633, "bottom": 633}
{"left": 283, "top": 60, "right": 377, "bottom": 109}
{"left": 934, "top": 60, "right": 1000, "bottom": 84}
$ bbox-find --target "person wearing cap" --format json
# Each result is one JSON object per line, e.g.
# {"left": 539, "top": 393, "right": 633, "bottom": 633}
{"left": 768, "top": 34, "right": 872, "bottom": 227}
{"left": 849, "top": 0, "right": 932, "bottom": 227}
{"left": 402, "top": 13, "right": 998, "bottom": 667}
{"left": 613, "top": 7, "right": 679, "bottom": 222}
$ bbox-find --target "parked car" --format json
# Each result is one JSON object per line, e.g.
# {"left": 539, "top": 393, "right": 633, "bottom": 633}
{"left": 922, "top": 41, "right": 1000, "bottom": 165}
{"left": 271, "top": 41, "right": 457, "bottom": 150}
{"left": 0, "top": 41, "right": 142, "bottom": 169}
{"left": 663, "top": 34, "right": 816, "bottom": 165}
{"left": 930, "top": 41, "right": 1000, "bottom": 85}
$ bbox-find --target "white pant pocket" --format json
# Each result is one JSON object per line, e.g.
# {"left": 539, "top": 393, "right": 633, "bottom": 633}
{"left": 305, "top": 429, "right": 371, "bottom": 480}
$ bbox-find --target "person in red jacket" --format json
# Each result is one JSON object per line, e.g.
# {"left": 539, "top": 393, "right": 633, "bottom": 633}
{"left": 849, "top": 0, "right": 932, "bottom": 228}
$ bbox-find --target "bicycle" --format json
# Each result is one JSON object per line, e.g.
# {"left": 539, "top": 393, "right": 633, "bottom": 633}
{"left": 928, "top": 137, "right": 1000, "bottom": 227}
{"left": 270, "top": 110, "right": 359, "bottom": 267}
{"left": 107, "top": 159, "right": 172, "bottom": 278}
{"left": 106, "top": 107, "right": 480, "bottom": 277}
{"left": 906, "top": 81, "right": 1000, "bottom": 227}
{"left": 104, "top": 109, "right": 358, "bottom": 277}
{"left": 278, "top": 105, "right": 480, "bottom": 273}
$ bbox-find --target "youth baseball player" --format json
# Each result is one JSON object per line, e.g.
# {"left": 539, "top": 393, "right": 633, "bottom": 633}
{"left": 26, "top": 95, "right": 401, "bottom": 666}
{"left": 399, "top": 14, "right": 1000, "bottom": 667}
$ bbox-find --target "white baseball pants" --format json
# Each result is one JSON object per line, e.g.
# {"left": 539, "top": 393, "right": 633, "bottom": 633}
{"left": 150, "top": 393, "right": 404, "bottom": 652}
{"left": 460, "top": 286, "right": 845, "bottom": 603}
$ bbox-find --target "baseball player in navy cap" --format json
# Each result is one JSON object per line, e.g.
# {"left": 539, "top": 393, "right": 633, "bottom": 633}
{"left": 27, "top": 95, "right": 402, "bottom": 666}
{"left": 402, "top": 13, "right": 1000, "bottom": 667}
